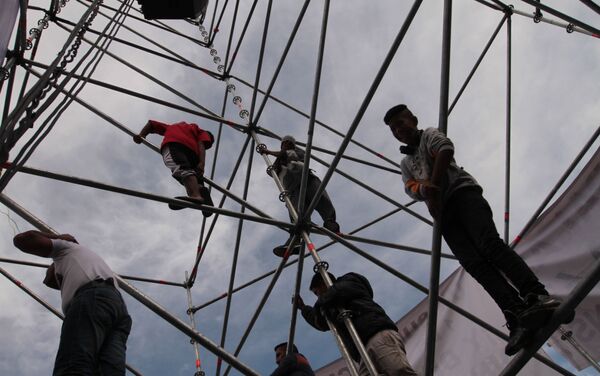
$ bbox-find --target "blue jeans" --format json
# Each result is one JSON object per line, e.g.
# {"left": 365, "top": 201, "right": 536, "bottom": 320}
{"left": 53, "top": 280, "right": 132, "bottom": 376}
{"left": 442, "top": 187, "right": 548, "bottom": 312}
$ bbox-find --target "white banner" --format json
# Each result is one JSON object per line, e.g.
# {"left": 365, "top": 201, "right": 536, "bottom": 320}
{"left": 0, "top": 0, "right": 20, "bottom": 63}
{"left": 317, "top": 145, "right": 600, "bottom": 375}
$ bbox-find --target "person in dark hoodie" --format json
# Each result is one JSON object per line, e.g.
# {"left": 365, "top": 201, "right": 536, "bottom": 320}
{"left": 270, "top": 342, "right": 314, "bottom": 376}
{"left": 296, "top": 272, "right": 417, "bottom": 376}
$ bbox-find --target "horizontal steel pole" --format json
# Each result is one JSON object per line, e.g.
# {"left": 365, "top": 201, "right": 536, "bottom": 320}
{"left": 0, "top": 257, "right": 185, "bottom": 287}
{"left": 5, "top": 163, "right": 293, "bottom": 230}
{"left": 519, "top": 0, "right": 600, "bottom": 36}
{"left": 340, "top": 234, "right": 457, "bottom": 260}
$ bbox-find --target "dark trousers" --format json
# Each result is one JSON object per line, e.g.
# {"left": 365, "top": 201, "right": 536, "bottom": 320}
{"left": 54, "top": 280, "right": 132, "bottom": 376}
{"left": 441, "top": 187, "right": 547, "bottom": 312}
{"left": 287, "top": 174, "right": 336, "bottom": 223}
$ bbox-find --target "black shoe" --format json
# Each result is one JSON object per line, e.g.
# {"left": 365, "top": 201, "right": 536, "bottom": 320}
{"left": 519, "top": 294, "right": 562, "bottom": 329}
{"left": 273, "top": 243, "right": 303, "bottom": 258}
{"left": 323, "top": 220, "right": 340, "bottom": 233}
{"left": 504, "top": 310, "right": 533, "bottom": 356}
{"left": 525, "top": 293, "right": 576, "bottom": 325}
{"left": 168, "top": 196, "right": 206, "bottom": 210}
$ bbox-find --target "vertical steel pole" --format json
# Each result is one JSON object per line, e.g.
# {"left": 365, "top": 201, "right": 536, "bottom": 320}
{"left": 296, "top": 0, "right": 329, "bottom": 221}
{"left": 248, "top": 0, "right": 273, "bottom": 123}
{"left": 215, "top": 139, "right": 254, "bottom": 376}
{"left": 185, "top": 272, "right": 204, "bottom": 376}
{"left": 504, "top": 13, "right": 512, "bottom": 243}
{"left": 425, "top": 1, "right": 452, "bottom": 375}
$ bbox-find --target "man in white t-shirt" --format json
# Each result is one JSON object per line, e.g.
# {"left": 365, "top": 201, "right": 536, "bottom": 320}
{"left": 13, "top": 230, "right": 132, "bottom": 375}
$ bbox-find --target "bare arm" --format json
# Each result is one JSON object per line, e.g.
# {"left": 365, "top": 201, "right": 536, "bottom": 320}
{"left": 259, "top": 148, "right": 282, "bottom": 157}
{"left": 13, "top": 231, "right": 56, "bottom": 257}
{"left": 424, "top": 149, "right": 454, "bottom": 218}
{"left": 133, "top": 121, "right": 157, "bottom": 144}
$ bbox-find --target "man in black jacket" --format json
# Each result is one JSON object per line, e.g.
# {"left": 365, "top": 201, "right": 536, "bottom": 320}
{"left": 270, "top": 342, "right": 315, "bottom": 376}
{"left": 296, "top": 272, "right": 417, "bottom": 376}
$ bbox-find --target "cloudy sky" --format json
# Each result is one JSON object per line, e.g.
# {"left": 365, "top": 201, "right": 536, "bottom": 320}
{"left": 1, "top": 0, "right": 599, "bottom": 375}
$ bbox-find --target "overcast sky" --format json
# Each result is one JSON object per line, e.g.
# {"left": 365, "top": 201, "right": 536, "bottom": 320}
{"left": 1, "top": 0, "right": 599, "bottom": 375}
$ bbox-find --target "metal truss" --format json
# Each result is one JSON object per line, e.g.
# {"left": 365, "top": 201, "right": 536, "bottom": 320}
{"left": 0, "top": 0, "right": 599, "bottom": 375}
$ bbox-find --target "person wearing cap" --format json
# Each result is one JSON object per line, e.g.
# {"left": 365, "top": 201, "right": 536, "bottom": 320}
{"left": 382, "top": 104, "right": 573, "bottom": 355}
{"left": 295, "top": 272, "right": 417, "bottom": 376}
{"left": 260, "top": 136, "right": 340, "bottom": 257}
{"left": 134, "top": 120, "right": 214, "bottom": 215}
{"left": 270, "top": 342, "right": 315, "bottom": 376}
{"left": 13, "top": 230, "right": 132, "bottom": 375}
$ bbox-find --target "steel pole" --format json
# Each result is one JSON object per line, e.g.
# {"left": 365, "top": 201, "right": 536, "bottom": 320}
{"left": 503, "top": 14, "right": 512, "bottom": 243}
{"left": 511, "top": 126, "right": 600, "bottom": 246}
{"left": 425, "top": 0, "right": 452, "bottom": 373}
{"left": 304, "top": 0, "right": 424, "bottom": 219}
{"left": 252, "top": 0, "right": 311, "bottom": 125}
{"left": 519, "top": 0, "right": 600, "bottom": 36}
{"left": 499, "top": 258, "right": 600, "bottom": 375}
{"left": 184, "top": 272, "right": 204, "bottom": 376}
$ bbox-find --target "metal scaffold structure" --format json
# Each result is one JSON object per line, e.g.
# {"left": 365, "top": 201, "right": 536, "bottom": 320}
{"left": 0, "top": 0, "right": 599, "bottom": 375}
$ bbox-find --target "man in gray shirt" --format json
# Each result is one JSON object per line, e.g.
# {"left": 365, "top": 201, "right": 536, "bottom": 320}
{"left": 260, "top": 135, "right": 340, "bottom": 257}
{"left": 383, "top": 104, "right": 573, "bottom": 356}
{"left": 13, "top": 230, "right": 132, "bottom": 375}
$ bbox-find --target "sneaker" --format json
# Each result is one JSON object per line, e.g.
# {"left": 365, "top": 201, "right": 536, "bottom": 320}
{"left": 504, "top": 310, "right": 533, "bottom": 356}
{"left": 323, "top": 220, "right": 340, "bottom": 233}
{"left": 273, "top": 243, "right": 303, "bottom": 258}
{"left": 519, "top": 294, "right": 561, "bottom": 329}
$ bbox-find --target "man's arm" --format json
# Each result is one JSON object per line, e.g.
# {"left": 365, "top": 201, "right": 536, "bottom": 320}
{"left": 133, "top": 120, "right": 164, "bottom": 144}
{"left": 424, "top": 148, "right": 453, "bottom": 219}
{"left": 298, "top": 302, "right": 329, "bottom": 332}
{"left": 13, "top": 231, "right": 58, "bottom": 257}
{"left": 43, "top": 263, "right": 61, "bottom": 290}
{"left": 259, "top": 148, "right": 282, "bottom": 157}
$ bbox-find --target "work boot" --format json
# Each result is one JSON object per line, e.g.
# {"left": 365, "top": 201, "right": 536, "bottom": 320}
{"left": 273, "top": 238, "right": 303, "bottom": 258}
{"left": 323, "top": 219, "right": 340, "bottom": 233}
{"left": 169, "top": 196, "right": 206, "bottom": 211}
{"left": 521, "top": 293, "right": 575, "bottom": 327}
{"left": 504, "top": 309, "right": 532, "bottom": 356}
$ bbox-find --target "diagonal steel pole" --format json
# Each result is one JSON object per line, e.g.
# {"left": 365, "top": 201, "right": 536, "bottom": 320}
{"left": 0, "top": 257, "right": 185, "bottom": 288}
{"left": 579, "top": 0, "right": 600, "bottom": 15}
{"left": 425, "top": 0, "right": 452, "bottom": 373}
{"left": 251, "top": 0, "right": 312, "bottom": 125}
{"left": 6, "top": 163, "right": 292, "bottom": 230}
{"left": 225, "top": 0, "right": 259, "bottom": 75}
{"left": 287, "top": 0, "right": 330, "bottom": 360}
{"left": 248, "top": 0, "right": 273, "bottom": 123}
{"left": 448, "top": 13, "right": 508, "bottom": 115}
{"left": 215, "top": 139, "right": 254, "bottom": 376}
{"left": 0, "top": 266, "right": 144, "bottom": 376}
{"left": 251, "top": 129, "right": 378, "bottom": 375}
{"left": 304, "top": 0, "right": 424, "bottom": 219}
{"left": 235, "top": 76, "right": 404, "bottom": 170}
{"left": 511, "top": 126, "right": 600, "bottom": 247}
{"left": 0, "top": 193, "right": 260, "bottom": 376}
{"left": 499, "top": 258, "right": 600, "bottom": 376}
{"left": 0, "top": 0, "right": 102, "bottom": 155}
{"left": 208, "top": 0, "right": 229, "bottom": 45}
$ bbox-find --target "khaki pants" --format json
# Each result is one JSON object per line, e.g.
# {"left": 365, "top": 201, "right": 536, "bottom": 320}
{"left": 358, "top": 329, "right": 418, "bottom": 376}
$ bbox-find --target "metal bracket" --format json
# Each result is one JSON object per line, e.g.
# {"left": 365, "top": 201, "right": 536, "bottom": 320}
{"left": 313, "top": 261, "right": 329, "bottom": 273}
